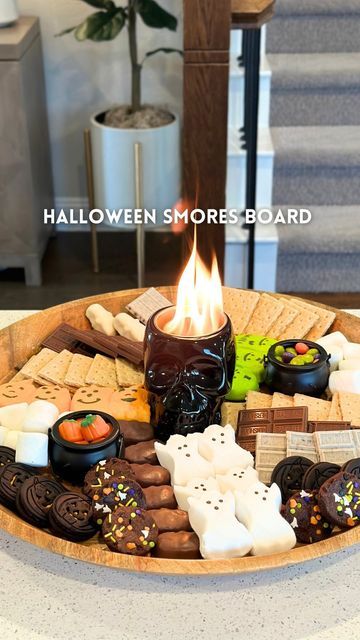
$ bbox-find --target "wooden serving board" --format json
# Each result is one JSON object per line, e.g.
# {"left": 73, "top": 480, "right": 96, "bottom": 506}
{"left": 0, "top": 287, "right": 360, "bottom": 576}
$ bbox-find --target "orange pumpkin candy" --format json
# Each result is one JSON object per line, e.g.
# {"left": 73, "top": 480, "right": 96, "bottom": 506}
{"left": 80, "top": 414, "right": 110, "bottom": 442}
{"left": 59, "top": 419, "right": 83, "bottom": 443}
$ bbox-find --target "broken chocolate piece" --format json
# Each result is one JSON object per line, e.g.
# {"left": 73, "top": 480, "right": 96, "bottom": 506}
{"left": 143, "top": 485, "right": 177, "bottom": 509}
{"left": 154, "top": 531, "right": 201, "bottom": 559}
{"left": 119, "top": 420, "right": 154, "bottom": 446}
{"left": 124, "top": 440, "right": 158, "bottom": 465}
{"left": 130, "top": 463, "right": 170, "bottom": 487}
{"left": 146, "top": 508, "right": 191, "bottom": 533}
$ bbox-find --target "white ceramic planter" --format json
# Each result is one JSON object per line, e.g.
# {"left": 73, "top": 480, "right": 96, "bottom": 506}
{"left": 90, "top": 110, "right": 180, "bottom": 228}
{"left": 0, "top": 0, "right": 18, "bottom": 27}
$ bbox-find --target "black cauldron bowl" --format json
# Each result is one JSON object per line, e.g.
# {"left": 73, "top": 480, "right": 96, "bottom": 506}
{"left": 264, "top": 339, "right": 330, "bottom": 398}
{"left": 48, "top": 410, "right": 123, "bottom": 484}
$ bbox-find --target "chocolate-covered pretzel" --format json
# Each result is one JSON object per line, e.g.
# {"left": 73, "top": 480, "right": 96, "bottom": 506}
{"left": 146, "top": 508, "right": 191, "bottom": 533}
{"left": 130, "top": 463, "right": 170, "bottom": 488}
{"left": 154, "top": 531, "right": 201, "bottom": 559}
{"left": 118, "top": 421, "right": 154, "bottom": 446}
{"left": 124, "top": 440, "right": 158, "bottom": 465}
{"left": 143, "top": 485, "right": 177, "bottom": 510}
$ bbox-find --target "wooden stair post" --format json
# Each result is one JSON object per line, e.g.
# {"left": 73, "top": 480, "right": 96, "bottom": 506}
{"left": 182, "top": 0, "right": 231, "bottom": 273}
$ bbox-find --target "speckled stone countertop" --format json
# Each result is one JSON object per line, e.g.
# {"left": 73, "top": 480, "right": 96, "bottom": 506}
{"left": 0, "top": 310, "right": 360, "bottom": 640}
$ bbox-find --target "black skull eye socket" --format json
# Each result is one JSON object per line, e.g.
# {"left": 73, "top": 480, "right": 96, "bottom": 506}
{"left": 185, "top": 360, "right": 225, "bottom": 392}
{"left": 146, "top": 360, "right": 180, "bottom": 391}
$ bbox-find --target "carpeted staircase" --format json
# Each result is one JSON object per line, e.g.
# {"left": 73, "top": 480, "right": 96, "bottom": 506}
{"left": 267, "top": 0, "right": 360, "bottom": 292}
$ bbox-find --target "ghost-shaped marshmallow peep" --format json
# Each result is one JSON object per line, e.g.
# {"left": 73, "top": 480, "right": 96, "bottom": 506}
{"left": 216, "top": 466, "right": 259, "bottom": 494}
{"left": 174, "top": 477, "right": 220, "bottom": 512}
{"left": 198, "top": 424, "right": 254, "bottom": 474}
{"left": 154, "top": 433, "right": 214, "bottom": 486}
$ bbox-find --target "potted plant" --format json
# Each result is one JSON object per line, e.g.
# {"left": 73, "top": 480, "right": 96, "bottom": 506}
{"left": 60, "top": 0, "right": 181, "bottom": 224}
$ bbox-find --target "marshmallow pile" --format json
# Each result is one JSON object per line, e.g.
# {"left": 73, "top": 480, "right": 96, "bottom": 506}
{"left": 0, "top": 400, "right": 59, "bottom": 467}
{"left": 317, "top": 332, "right": 360, "bottom": 396}
{"left": 155, "top": 425, "right": 296, "bottom": 559}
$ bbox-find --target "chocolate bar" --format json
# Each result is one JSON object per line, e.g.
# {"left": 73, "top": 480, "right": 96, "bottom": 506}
{"left": 236, "top": 406, "right": 308, "bottom": 453}
{"left": 308, "top": 421, "right": 351, "bottom": 433}
{"left": 42, "top": 323, "right": 143, "bottom": 365}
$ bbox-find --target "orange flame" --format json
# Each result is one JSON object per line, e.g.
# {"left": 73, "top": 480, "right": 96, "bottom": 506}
{"left": 163, "top": 232, "right": 224, "bottom": 337}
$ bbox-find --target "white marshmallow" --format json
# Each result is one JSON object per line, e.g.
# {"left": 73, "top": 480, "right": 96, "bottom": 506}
{"left": 328, "top": 370, "right": 360, "bottom": 395}
{"left": 317, "top": 332, "right": 348, "bottom": 350}
{"left": 113, "top": 312, "right": 145, "bottom": 342}
{"left": 15, "top": 432, "right": 49, "bottom": 467}
{"left": 326, "top": 345, "right": 343, "bottom": 373}
{"left": 86, "top": 303, "right": 116, "bottom": 336}
{"left": 0, "top": 402, "right": 28, "bottom": 430}
{"left": 339, "top": 359, "right": 360, "bottom": 371}
{"left": 0, "top": 426, "right": 9, "bottom": 445}
{"left": 342, "top": 342, "right": 360, "bottom": 360}
{"left": 4, "top": 430, "right": 21, "bottom": 450}
{"left": 23, "top": 400, "right": 59, "bottom": 434}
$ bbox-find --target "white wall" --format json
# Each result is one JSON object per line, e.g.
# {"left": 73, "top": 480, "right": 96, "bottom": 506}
{"left": 18, "top": 0, "right": 183, "bottom": 203}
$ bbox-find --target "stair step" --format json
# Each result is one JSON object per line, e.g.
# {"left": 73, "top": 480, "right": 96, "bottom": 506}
{"left": 271, "top": 126, "right": 360, "bottom": 205}
{"left": 229, "top": 55, "right": 271, "bottom": 128}
{"left": 276, "top": 205, "right": 360, "bottom": 292}
{"left": 226, "top": 128, "right": 274, "bottom": 209}
{"left": 267, "top": 3, "right": 360, "bottom": 53}
{"left": 268, "top": 53, "right": 360, "bottom": 126}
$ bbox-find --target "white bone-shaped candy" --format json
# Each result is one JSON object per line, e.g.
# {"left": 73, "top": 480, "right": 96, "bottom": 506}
{"left": 235, "top": 482, "right": 296, "bottom": 556}
{"left": 22, "top": 400, "right": 59, "bottom": 434}
{"left": 188, "top": 490, "right": 253, "bottom": 559}
{"left": 0, "top": 402, "right": 28, "bottom": 430}
{"left": 197, "top": 424, "right": 254, "bottom": 474}
{"left": 216, "top": 466, "right": 259, "bottom": 493}
{"left": 113, "top": 312, "right": 145, "bottom": 342}
{"left": 86, "top": 303, "right": 116, "bottom": 336}
{"left": 155, "top": 434, "right": 214, "bottom": 486}
{"left": 16, "top": 432, "right": 49, "bottom": 467}
{"left": 174, "top": 477, "right": 219, "bottom": 511}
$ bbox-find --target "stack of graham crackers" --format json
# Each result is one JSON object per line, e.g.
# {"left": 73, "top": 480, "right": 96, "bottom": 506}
{"left": 13, "top": 348, "right": 144, "bottom": 391}
{"left": 222, "top": 289, "right": 336, "bottom": 340}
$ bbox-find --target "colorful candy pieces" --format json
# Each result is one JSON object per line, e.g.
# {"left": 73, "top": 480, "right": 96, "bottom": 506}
{"left": 0, "top": 379, "right": 37, "bottom": 407}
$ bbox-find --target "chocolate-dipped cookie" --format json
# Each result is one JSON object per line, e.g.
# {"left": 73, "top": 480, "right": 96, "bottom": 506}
{"left": 302, "top": 462, "right": 341, "bottom": 492}
{"left": 318, "top": 471, "right": 360, "bottom": 528}
{"left": 154, "top": 531, "right": 201, "bottom": 559}
{"left": 271, "top": 456, "right": 314, "bottom": 503}
{"left": 130, "top": 463, "right": 170, "bottom": 488}
{"left": 118, "top": 421, "right": 154, "bottom": 446}
{"left": 283, "top": 490, "right": 333, "bottom": 543}
{"left": 342, "top": 458, "right": 360, "bottom": 480}
{"left": 146, "top": 508, "right": 191, "bottom": 533}
{"left": 92, "top": 478, "right": 146, "bottom": 526}
{"left": 0, "top": 463, "right": 36, "bottom": 508}
{"left": 16, "top": 476, "right": 65, "bottom": 528}
{"left": 143, "top": 485, "right": 177, "bottom": 510}
{"left": 124, "top": 440, "right": 158, "bottom": 465}
{"left": 102, "top": 506, "right": 158, "bottom": 555}
{"left": 83, "top": 458, "right": 134, "bottom": 498}
{"left": 0, "top": 446, "right": 15, "bottom": 469}
{"left": 49, "top": 492, "right": 97, "bottom": 541}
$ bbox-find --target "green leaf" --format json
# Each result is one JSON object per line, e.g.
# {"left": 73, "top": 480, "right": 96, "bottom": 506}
{"left": 75, "top": 10, "right": 126, "bottom": 42}
{"left": 144, "top": 47, "right": 183, "bottom": 62}
{"left": 137, "top": 0, "right": 178, "bottom": 31}
{"left": 81, "top": 0, "right": 116, "bottom": 9}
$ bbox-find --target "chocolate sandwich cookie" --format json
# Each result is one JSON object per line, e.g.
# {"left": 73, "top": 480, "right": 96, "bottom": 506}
{"left": 143, "top": 485, "right": 177, "bottom": 510}
{"left": 124, "top": 440, "right": 158, "bottom": 465}
{"left": 154, "top": 531, "right": 201, "bottom": 559}
{"left": 146, "top": 508, "right": 191, "bottom": 534}
{"left": 130, "top": 463, "right": 170, "bottom": 488}
{"left": 49, "top": 492, "right": 97, "bottom": 541}
{"left": 283, "top": 490, "right": 333, "bottom": 543}
{"left": 271, "top": 456, "right": 314, "bottom": 503}
{"left": 342, "top": 458, "right": 360, "bottom": 480}
{"left": 16, "top": 476, "right": 65, "bottom": 528}
{"left": 118, "top": 420, "right": 154, "bottom": 446}
{"left": 0, "top": 463, "right": 36, "bottom": 508}
{"left": 92, "top": 478, "right": 146, "bottom": 526}
{"left": 83, "top": 458, "right": 134, "bottom": 498}
{"left": 0, "top": 446, "right": 15, "bottom": 469}
{"left": 302, "top": 462, "right": 341, "bottom": 492}
{"left": 318, "top": 471, "right": 360, "bottom": 528}
{"left": 102, "top": 505, "right": 158, "bottom": 555}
